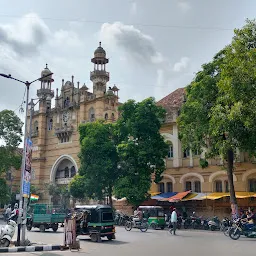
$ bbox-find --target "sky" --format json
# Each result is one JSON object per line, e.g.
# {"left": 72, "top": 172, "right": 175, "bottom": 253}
{"left": 0, "top": 0, "right": 256, "bottom": 121}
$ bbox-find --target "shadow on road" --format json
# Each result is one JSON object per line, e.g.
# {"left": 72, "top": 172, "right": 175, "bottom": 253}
{"left": 78, "top": 237, "right": 129, "bottom": 245}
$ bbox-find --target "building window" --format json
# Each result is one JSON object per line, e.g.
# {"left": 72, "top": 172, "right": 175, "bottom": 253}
{"left": 215, "top": 180, "right": 223, "bottom": 192}
{"left": 224, "top": 180, "right": 229, "bottom": 192}
{"left": 71, "top": 166, "right": 76, "bottom": 177}
{"left": 194, "top": 181, "right": 201, "bottom": 192}
{"left": 60, "top": 136, "right": 70, "bottom": 143}
{"left": 48, "top": 119, "right": 53, "bottom": 131}
{"left": 158, "top": 183, "right": 165, "bottom": 193}
{"left": 167, "top": 182, "right": 173, "bottom": 192}
{"left": 64, "top": 97, "right": 70, "bottom": 108}
{"left": 34, "top": 121, "right": 38, "bottom": 132}
{"left": 183, "top": 149, "right": 190, "bottom": 158}
{"left": 249, "top": 179, "right": 256, "bottom": 192}
{"left": 105, "top": 113, "right": 108, "bottom": 120}
{"left": 111, "top": 113, "right": 115, "bottom": 121}
{"left": 185, "top": 181, "right": 192, "bottom": 191}
{"left": 89, "top": 107, "right": 95, "bottom": 122}
{"left": 193, "top": 148, "right": 201, "bottom": 156}
{"left": 64, "top": 167, "right": 69, "bottom": 178}
{"left": 168, "top": 143, "right": 174, "bottom": 158}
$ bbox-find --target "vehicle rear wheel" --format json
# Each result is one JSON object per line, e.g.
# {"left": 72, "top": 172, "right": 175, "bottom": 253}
{"left": 210, "top": 225, "right": 216, "bottom": 231}
{"left": 0, "top": 238, "right": 10, "bottom": 247}
{"left": 52, "top": 224, "right": 58, "bottom": 232}
{"left": 223, "top": 226, "right": 230, "bottom": 237}
{"left": 39, "top": 224, "right": 46, "bottom": 232}
{"left": 160, "top": 226, "right": 165, "bottom": 230}
{"left": 107, "top": 234, "right": 115, "bottom": 240}
{"left": 26, "top": 224, "right": 32, "bottom": 231}
{"left": 140, "top": 223, "right": 148, "bottom": 232}
{"left": 184, "top": 222, "right": 189, "bottom": 229}
{"left": 125, "top": 221, "right": 132, "bottom": 231}
{"left": 90, "top": 233, "right": 98, "bottom": 242}
{"left": 150, "top": 223, "right": 157, "bottom": 230}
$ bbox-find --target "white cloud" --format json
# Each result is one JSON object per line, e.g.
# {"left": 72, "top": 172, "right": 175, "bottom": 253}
{"left": 173, "top": 57, "right": 190, "bottom": 72}
{"left": 177, "top": 1, "right": 191, "bottom": 12}
{"left": 130, "top": 2, "right": 137, "bottom": 15}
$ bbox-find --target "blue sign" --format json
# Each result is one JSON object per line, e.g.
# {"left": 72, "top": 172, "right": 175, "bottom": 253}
{"left": 23, "top": 138, "right": 33, "bottom": 198}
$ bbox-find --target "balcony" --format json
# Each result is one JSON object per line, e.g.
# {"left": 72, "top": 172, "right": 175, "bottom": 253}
{"left": 55, "top": 177, "right": 72, "bottom": 185}
{"left": 55, "top": 125, "right": 74, "bottom": 139}
{"left": 90, "top": 70, "right": 109, "bottom": 82}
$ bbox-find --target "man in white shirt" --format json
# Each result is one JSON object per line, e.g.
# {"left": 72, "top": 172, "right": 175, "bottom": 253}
{"left": 170, "top": 208, "right": 177, "bottom": 235}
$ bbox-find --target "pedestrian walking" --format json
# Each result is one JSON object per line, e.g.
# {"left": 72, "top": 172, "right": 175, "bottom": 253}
{"left": 169, "top": 208, "right": 178, "bottom": 235}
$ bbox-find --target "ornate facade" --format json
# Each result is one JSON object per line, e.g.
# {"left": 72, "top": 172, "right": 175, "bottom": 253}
{"left": 29, "top": 43, "right": 120, "bottom": 202}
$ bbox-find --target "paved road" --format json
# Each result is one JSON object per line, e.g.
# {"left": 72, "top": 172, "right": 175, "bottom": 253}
{"left": 2, "top": 224, "right": 256, "bottom": 256}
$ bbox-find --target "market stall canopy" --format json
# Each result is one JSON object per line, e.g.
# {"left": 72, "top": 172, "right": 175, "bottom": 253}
{"left": 149, "top": 192, "right": 161, "bottom": 196}
{"left": 151, "top": 192, "right": 177, "bottom": 200}
{"left": 201, "top": 192, "right": 256, "bottom": 200}
{"left": 182, "top": 193, "right": 209, "bottom": 201}
{"left": 165, "top": 191, "right": 191, "bottom": 202}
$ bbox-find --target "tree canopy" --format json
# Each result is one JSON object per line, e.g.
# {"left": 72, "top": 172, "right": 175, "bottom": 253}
{"left": 70, "top": 97, "right": 169, "bottom": 207}
{"left": 178, "top": 19, "right": 256, "bottom": 218}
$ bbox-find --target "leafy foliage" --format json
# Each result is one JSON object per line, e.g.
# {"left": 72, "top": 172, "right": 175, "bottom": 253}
{"left": 114, "top": 98, "right": 169, "bottom": 206}
{"left": 178, "top": 20, "right": 256, "bottom": 214}
{"left": 0, "top": 178, "right": 10, "bottom": 204}
{"left": 70, "top": 98, "right": 169, "bottom": 207}
{"left": 47, "top": 183, "right": 70, "bottom": 209}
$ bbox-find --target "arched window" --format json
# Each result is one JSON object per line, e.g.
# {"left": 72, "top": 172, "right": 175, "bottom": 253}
{"left": 64, "top": 97, "right": 70, "bottom": 108}
{"left": 183, "top": 148, "right": 190, "bottom": 158}
{"left": 48, "top": 119, "right": 53, "bottom": 131}
{"left": 111, "top": 113, "right": 115, "bottom": 121}
{"left": 224, "top": 180, "right": 229, "bottom": 192}
{"left": 194, "top": 181, "right": 201, "bottom": 192}
{"left": 71, "top": 166, "right": 76, "bottom": 177}
{"left": 89, "top": 107, "right": 95, "bottom": 122}
{"left": 215, "top": 180, "right": 222, "bottom": 192}
{"left": 167, "top": 182, "right": 173, "bottom": 192}
{"left": 185, "top": 181, "right": 192, "bottom": 191}
{"left": 64, "top": 167, "right": 69, "bottom": 178}
{"left": 249, "top": 179, "right": 256, "bottom": 192}
{"left": 168, "top": 143, "right": 174, "bottom": 158}
{"left": 105, "top": 113, "right": 108, "bottom": 120}
{"left": 34, "top": 121, "right": 38, "bottom": 133}
{"left": 158, "top": 183, "right": 165, "bottom": 193}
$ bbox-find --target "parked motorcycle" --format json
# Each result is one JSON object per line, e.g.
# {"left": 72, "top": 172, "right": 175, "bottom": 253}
{"left": 229, "top": 218, "right": 256, "bottom": 240}
{"left": 0, "top": 220, "right": 17, "bottom": 247}
{"left": 201, "top": 218, "right": 209, "bottom": 230}
{"left": 208, "top": 216, "right": 220, "bottom": 231}
{"left": 221, "top": 217, "right": 233, "bottom": 236}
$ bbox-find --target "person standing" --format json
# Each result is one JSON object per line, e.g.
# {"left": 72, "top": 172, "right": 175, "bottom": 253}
{"left": 170, "top": 208, "right": 178, "bottom": 235}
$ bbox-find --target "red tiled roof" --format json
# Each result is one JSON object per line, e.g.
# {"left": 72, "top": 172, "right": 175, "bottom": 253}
{"left": 157, "top": 88, "right": 185, "bottom": 109}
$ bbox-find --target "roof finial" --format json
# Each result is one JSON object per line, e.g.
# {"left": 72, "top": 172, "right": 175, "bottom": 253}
{"left": 46, "top": 63, "right": 48, "bottom": 69}
{"left": 99, "top": 42, "right": 101, "bottom": 47}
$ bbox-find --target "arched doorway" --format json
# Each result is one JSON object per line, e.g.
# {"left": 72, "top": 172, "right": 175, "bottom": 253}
{"left": 49, "top": 155, "right": 78, "bottom": 206}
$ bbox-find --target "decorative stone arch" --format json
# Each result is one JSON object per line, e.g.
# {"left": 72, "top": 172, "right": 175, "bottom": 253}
{"left": 161, "top": 133, "right": 175, "bottom": 144}
{"left": 242, "top": 169, "right": 256, "bottom": 182}
{"left": 209, "top": 170, "right": 237, "bottom": 183}
{"left": 50, "top": 154, "right": 79, "bottom": 182}
{"left": 179, "top": 172, "right": 204, "bottom": 184}
{"left": 161, "top": 174, "right": 176, "bottom": 184}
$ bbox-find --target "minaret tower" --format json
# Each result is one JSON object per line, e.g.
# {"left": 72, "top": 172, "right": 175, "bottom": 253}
{"left": 90, "top": 42, "right": 109, "bottom": 98}
{"left": 37, "top": 64, "right": 54, "bottom": 112}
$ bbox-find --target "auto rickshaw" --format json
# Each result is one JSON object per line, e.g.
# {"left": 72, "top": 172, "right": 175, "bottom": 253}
{"left": 138, "top": 206, "right": 165, "bottom": 230}
{"left": 74, "top": 205, "right": 116, "bottom": 242}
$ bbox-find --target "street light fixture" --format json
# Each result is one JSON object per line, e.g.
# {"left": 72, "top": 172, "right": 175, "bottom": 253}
{"left": 0, "top": 71, "right": 53, "bottom": 246}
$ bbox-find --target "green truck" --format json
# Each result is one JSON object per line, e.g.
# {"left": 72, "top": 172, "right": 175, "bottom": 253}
{"left": 26, "top": 204, "right": 66, "bottom": 232}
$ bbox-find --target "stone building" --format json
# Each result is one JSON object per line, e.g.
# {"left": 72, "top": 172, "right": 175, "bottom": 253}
{"left": 29, "top": 43, "right": 120, "bottom": 203}
{"left": 149, "top": 88, "right": 256, "bottom": 216}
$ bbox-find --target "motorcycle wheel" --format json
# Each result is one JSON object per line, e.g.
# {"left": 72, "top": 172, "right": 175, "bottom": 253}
{"left": 223, "top": 226, "right": 230, "bottom": 237}
{"left": 184, "top": 222, "right": 189, "bottom": 229}
{"left": 125, "top": 221, "right": 132, "bottom": 231}
{"left": 150, "top": 223, "right": 157, "bottom": 230}
{"left": 210, "top": 225, "right": 216, "bottom": 231}
{"left": 140, "top": 223, "right": 148, "bottom": 232}
{"left": 0, "top": 238, "right": 10, "bottom": 247}
{"left": 204, "top": 225, "right": 209, "bottom": 230}
{"left": 27, "top": 224, "right": 32, "bottom": 231}
{"left": 229, "top": 228, "right": 241, "bottom": 240}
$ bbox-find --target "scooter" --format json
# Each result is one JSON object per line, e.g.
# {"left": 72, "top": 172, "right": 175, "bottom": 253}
{"left": 208, "top": 216, "right": 220, "bottom": 231}
{"left": 0, "top": 220, "right": 17, "bottom": 247}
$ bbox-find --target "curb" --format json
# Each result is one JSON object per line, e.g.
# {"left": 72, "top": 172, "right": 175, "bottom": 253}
{"left": 0, "top": 245, "right": 65, "bottom": 253}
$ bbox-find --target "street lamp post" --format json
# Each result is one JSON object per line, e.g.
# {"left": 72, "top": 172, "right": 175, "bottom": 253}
{"left": 0, "top": 72, "right": 53, "bottom": 246}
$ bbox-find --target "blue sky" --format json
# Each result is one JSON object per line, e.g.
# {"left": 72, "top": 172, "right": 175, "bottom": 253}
{"left": 0, "top": 0, "right": 256, "bottom": 117}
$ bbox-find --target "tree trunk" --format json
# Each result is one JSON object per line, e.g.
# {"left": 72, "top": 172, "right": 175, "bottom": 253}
{"left": 108, "top": 189, "right": 113, "bottom": 207}
{"left": 227, "top": 149, "right": 238, "bottom": 219}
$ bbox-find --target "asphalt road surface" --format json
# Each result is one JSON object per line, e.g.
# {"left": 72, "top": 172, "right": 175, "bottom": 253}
{"left": 1, "top": 222, "right": 256, "bottom": 256}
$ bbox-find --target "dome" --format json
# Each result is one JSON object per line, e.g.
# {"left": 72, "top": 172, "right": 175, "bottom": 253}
{"left": 65, "top": 81, "right": 72, "bottom": 87}
{"left": 41, "top": 64, "right": 52, "bottom": 79}
{"left": 94, "top": 42, "right": 106, "bottom": 56}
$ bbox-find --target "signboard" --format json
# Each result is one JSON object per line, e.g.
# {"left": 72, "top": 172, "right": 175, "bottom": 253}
{"left": 22, "top": 138, "right": 33, "bottom": 198}
{"left": 31, "top": 168, "right": 36, "bottom": 180}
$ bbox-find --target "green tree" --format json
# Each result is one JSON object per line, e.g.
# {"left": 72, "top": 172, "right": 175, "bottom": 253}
{"left": 178, "top": 20, "right": 256, "bottom": 218}
{"left": 47, "top": 183, "right": 70, "bottom": 209}
{"left": 114, "top": 98, "right": 169, "bottom": 206}
{"left": 71, "top": 121, "right": 119, "bottom": 206}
